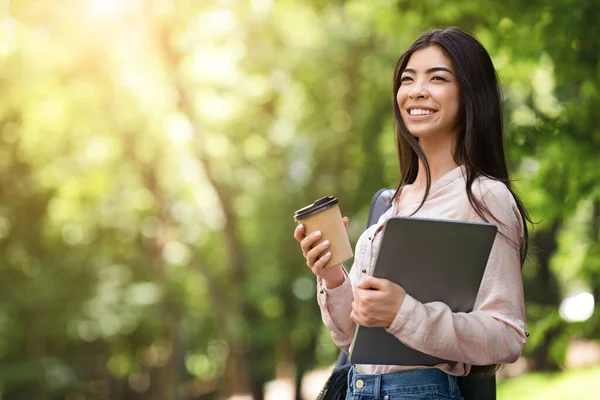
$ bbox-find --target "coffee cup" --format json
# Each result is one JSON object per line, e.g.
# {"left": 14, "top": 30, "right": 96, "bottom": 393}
{"left": 294, "top": 196, "right": 353, "bottom": 268}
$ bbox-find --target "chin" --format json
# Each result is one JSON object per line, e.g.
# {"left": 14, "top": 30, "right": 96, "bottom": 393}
{"left": 406, "top": 126, "right": 434, "bottom": 138}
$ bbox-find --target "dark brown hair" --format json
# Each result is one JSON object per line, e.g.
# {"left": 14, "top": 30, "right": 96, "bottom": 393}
{"left": 392, "top": 27, "right": 532, "bottom": 375}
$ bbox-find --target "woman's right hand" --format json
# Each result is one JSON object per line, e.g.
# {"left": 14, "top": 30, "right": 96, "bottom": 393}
{"left": 294, "top": 217, "right": 349, "bottom": 288}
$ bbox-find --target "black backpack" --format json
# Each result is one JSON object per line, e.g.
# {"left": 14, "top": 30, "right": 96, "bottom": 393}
{"left": 317, "top": 188, "right": 496, "bottom": 400}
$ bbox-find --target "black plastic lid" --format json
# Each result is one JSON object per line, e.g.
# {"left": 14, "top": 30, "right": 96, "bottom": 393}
{"left": 294, "top": 196, "right": 339, "bottom": 221}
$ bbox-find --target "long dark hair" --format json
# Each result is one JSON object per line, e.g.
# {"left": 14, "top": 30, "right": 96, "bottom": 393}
{"left": 392, "top": 28, "right": 532, "bottom": 375}
{"left": 393, "top": 27, "right": 531, "bottom": 263}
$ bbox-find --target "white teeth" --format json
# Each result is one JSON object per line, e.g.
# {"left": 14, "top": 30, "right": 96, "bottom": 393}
{"left": 409, "top": 109, "right": 434, "bottom": 116}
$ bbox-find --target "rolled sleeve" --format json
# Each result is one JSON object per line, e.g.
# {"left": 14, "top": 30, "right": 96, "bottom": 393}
{"left": 317, "top": 271, "right": 356, "bottom": 350}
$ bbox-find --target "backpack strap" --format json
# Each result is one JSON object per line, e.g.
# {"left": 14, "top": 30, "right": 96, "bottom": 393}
{"left": 366, "top": 188, "right": 395, "bottom": 227}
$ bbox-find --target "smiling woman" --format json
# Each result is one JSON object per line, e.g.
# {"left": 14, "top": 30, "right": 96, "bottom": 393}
{"left": 294, "top": 27, "right": 533, "bottom": 400}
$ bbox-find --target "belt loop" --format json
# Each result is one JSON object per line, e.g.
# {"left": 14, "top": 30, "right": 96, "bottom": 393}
{"left": 378, "top": 373, "right": 385, "bottom": 400}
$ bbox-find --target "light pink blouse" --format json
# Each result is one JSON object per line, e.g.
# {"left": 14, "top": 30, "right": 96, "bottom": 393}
{"left": 316, "top": 166, "right": 527, "bottom": 376}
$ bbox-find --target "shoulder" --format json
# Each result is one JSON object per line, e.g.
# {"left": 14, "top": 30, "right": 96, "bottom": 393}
{"left": 469, "top": 176, "right": 523, "bottom": 242}
{"left": 471, "top": 176, "right": 516, "bottom": 208}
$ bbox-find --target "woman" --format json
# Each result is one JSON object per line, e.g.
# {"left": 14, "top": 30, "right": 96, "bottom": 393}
{"left": 294, "top": 28, "right": 531, "bottom": 399}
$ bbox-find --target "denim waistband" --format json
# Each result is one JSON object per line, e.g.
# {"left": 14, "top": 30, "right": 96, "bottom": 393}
{"left": 347, "top": 366, "right": 462, "bottom": 399}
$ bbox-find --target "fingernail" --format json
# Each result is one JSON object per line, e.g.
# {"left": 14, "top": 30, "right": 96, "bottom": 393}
{"left": 323, "top": 240, "right": 330, "bottom": 247}
{"left": 325, "top": 252, "right": 331, "bottom": 258}
{"left": 315, "top": 231, "right": 322, "bottom": 237}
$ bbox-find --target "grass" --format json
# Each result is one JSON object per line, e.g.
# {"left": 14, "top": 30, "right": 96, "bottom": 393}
{"left": 497, "top": 366, "right": 600, "bottom": 400}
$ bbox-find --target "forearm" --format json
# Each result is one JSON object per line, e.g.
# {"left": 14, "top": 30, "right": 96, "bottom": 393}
{"left": 317, "top": 273, "right": 357, "bottom": 349}
{"left": 386, "top": 295, "right": 526, "bottom": 365}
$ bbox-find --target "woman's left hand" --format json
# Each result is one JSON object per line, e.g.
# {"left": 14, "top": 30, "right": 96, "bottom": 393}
{"left": 351, "top": 276, "right": 406, "bottom": 329}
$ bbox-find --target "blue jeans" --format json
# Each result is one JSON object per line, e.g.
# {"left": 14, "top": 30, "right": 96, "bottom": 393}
{"left": 346, "top": 366, "right": 464, "bottom": 400}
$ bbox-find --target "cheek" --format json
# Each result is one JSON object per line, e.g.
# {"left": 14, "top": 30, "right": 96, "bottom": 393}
{"left": 396, "top": 91, "right": 408, "bottom": 124}
{"left": 396, "top": 90, "right": 409, "bottom": 122}
{"left": 439, "top": 89, "right": 461, "bottom": 119}
{"left": 396, "top": 88, "right": 406, "bottom": 107}
{"left": 449, "top": 94, "right": 461, "bottom": 121}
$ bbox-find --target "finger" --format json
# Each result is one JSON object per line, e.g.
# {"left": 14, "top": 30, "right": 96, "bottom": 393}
{"left": 342, "top": 216, "right": 349, "bottom": 230}
{"left": 353, "top": 288, "right": 368, "bottom": 311}
{"left": 353, "top": 293, "right": 368, "bottom": 313}
{"left": 351, "top": 300, "right": 361, "bottom": 315}
{"left": 355, "top": 276, "right": 372, "bottom": 290}
{"left": 300, "top": 231, "right": 322, "bottom": 255}
{"left": 293, "top": 224, "right": 306, "bottom": 242}
{"left": 306, "top": 239, "right": 330, "bottom": 266}
{"left": 353, "top": 285, "right": 363, "bottom": 302}
{"left": 351, "top": 307, "right": 366, "bottom": 326}
{"left": 356, "top": 276, "right": 386, "bottom": 290}
{"left": 354, "top": 288, "right": 376, "bottom": 311}
{"left": 350, "top": 302, "right": 360, "bottom": 322}
{"left": 312, "top": 250, "right": 332, "bottom": 270}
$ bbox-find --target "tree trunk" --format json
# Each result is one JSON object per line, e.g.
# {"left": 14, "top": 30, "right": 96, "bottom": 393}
{"left": 294, "top": 366, "right": 305, "bottom": 400}
{"left": 152, "top": 12, "right": 276, "bottom": 398}
{"left": 586, "top": 200, "right": 600, "bottom": 340}
{"left": 251, "top": 376, "right": 267, "bottom": 400}
{"left": 224, "top": 343, "right": 252, "bottom": 398}
{"left": 529, "top": 221, "right": 564, "bottom": 371}
{"left": 117, "top": 129, "right": 187, "bottom": 399}
{"left": 153, "top": 309, "right": 186, "bottom": 400}
{"left": 293, "top": 332, "right": 318, "bottom": 400}
{"left": 591, "top": 200, "right": 600, "bottom": 302}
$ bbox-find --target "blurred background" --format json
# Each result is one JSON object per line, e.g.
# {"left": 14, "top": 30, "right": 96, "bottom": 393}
{"left": 1, "top": 0, "right": 600, "bottom": 399}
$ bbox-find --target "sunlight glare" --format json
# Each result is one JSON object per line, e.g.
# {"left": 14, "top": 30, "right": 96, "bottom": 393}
{"left": 200, "top": 9, "right": 236, "bottom": 36}
{"left": 560, "top": 292, "right": 595, "bottom": 322}
{"left": 196, "top": 47, "right": 241, "bottom": 83}
{"left": 162, "top": 241, "right": 191, "bottom": 265}
{"left": 88, "top": 0, "right": 119, "bottom": 17}
{"left": 198, "top": 92, "right": 237, "bottom": 122}
{"left": 166, "top": 113, "right": 194, "bottom": 143}
{"left": 0, "top": 16, "right": 18, "bottom": 56}
{"left": 251, "top": 0, "right": 274, "bottom": 15}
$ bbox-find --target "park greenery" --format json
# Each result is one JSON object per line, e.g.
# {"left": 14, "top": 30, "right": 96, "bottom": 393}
{"left": 0, "top": 0, "right": 599, "bottom": 399}
{"left": 497, "top": 365, "right": 600, "bottom": 399}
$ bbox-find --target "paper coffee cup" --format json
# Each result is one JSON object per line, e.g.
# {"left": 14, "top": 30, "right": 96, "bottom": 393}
{"left": 294, "top": 196, "right": 353, "bottom": 268}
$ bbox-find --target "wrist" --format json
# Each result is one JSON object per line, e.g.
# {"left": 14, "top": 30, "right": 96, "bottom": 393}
{"left": 323, "top": 265, "right": 345, "bottom": 289}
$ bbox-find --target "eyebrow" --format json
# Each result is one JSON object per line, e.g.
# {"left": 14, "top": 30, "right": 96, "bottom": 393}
{"left": 402, "top": 67, "right": 454, "bottom": 75}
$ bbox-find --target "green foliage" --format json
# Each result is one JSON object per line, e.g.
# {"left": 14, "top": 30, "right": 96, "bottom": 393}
{"left": 1, "top": 0, "right": 599, "bottom": 398}
{"left": 497, "top": 366, "right": 600, "bottom": 400}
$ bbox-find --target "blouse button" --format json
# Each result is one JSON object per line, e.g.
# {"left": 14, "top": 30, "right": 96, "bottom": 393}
{"left": 319, "top": 289, "right": 325, "bottom": 294}
{"left": 361, "top": 269, "right": 366, "bottom": 273}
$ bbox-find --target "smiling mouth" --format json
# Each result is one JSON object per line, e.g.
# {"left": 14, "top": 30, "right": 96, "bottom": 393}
{"left": 407, "top": 108, "right": 438, "bottom": 116}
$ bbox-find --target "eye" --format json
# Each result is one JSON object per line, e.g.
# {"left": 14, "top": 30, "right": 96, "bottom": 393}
{"left": 400, "top": 76, "right": 413, "bottom": 83}
{"left": 432, "top": 75, "right": 448, "bottom": 82}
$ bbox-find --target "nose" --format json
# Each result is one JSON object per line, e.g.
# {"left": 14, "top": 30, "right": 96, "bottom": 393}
{"left": 408, "top": 80, "right": 429, "bottom": 99}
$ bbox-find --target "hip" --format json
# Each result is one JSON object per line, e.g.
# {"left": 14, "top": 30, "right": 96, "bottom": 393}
{"left": 346, "top": 365, "right": 463, "bottom": 400}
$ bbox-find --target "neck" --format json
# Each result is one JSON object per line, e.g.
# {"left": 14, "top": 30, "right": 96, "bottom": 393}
{"left": 413, "top": 133, "right": 460, "bottom": 190}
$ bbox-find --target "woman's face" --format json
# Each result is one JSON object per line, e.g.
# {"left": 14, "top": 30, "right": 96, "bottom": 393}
{"left": 396, "top": 45, "right": 461, "bottom": 140}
